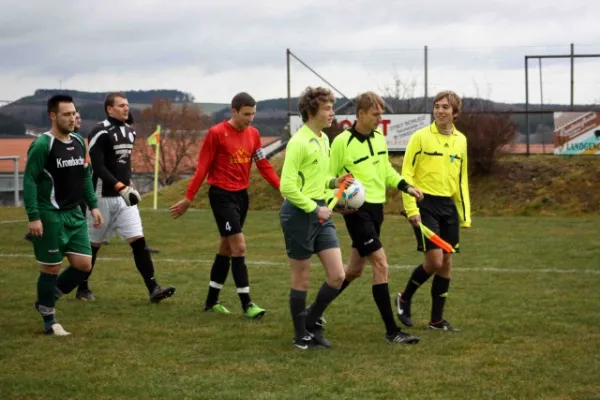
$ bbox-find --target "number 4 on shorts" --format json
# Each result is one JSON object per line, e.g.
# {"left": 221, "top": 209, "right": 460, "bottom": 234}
{"left": 225, "top": 221, "right": 231, "bottom": 231}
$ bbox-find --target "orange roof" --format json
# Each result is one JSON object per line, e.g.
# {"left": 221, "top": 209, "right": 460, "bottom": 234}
{"left": 0, "top": 136, "right": 280, "bottom": 174}
{"left": 0, "top": 138, "right": 34, "bottom": 173}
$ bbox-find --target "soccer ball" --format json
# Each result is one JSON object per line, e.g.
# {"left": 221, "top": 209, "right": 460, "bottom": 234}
{"left": 340, "top": 180, "right": 365, "bottom": 209}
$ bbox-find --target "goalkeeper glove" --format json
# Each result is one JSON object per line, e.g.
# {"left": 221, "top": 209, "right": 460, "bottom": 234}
{"left": 114, "top": 182, "right": 141, "bottom": 207}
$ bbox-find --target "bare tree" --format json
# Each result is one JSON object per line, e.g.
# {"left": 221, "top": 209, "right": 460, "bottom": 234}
{"left": 132, "top": 98, "right": 212, "bottom": 185}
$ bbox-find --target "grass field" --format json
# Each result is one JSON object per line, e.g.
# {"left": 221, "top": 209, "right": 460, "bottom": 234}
{"left": 1, "top": 207, "right": 599, "bottom": 400}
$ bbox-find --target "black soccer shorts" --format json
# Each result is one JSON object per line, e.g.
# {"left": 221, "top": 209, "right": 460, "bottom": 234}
{"left": 208, "top": 185, "right": 249, "bottom": 237}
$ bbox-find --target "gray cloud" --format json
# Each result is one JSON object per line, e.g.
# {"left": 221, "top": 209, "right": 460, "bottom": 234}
{"left": 0, "top": 0, "right": 599, "bottom": 103}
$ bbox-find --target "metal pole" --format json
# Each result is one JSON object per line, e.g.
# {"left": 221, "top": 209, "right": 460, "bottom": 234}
{"left": 286, "top": 48, "right": 292, "bottom": 115}
{"left": 288, "top": 50, "right": 354, "bottom": 105}
{"left": 424, "top": 45, "right": 428, "bottom": 113}
{"left": 570, "top": 43, "right": 574, "bottom": 110}
{"left": 525, "top": 56, "right": 530, "bottom": 156}
{"left": 539, "top": 58, "right": 545, "bottom": 153}
{"left": 14, "top": 157, "right": 19, "bottom": 206}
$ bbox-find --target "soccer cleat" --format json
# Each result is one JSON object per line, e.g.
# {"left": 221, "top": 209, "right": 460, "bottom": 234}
{"left": 149, "top": 285, "right": 176, "bottom": 303}
{"left": 429, "top": 319, "right": 460, "bottom": 332}
{"left": 292, "top": 336, "right": 323, "bottom": 350}
{"left": 244, "top": 303, "right": 266, "bottom": 319}
{"left": 204, "top": 303, "right": 231, "bottom": 314}
{"left": 75, "top": 289, "right": 95, "bottom": 301}
{"left": 385, "top": 330, "right": 420, "bottom": 344}
{"left": 306, "top": 325, "right": 332, "bottom": 348}
{"left": 44, "top": 323, "right": 71, "bottom": 336}
{"left": 395, "top": 292, "right": 413, "bottom": 327}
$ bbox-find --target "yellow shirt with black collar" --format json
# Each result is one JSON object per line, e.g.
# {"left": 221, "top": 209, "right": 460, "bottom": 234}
{"left": 401, "top": 122, "right": 471, "bottom": 228}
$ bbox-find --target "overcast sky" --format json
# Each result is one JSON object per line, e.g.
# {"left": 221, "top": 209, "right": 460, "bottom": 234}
{"left": 1, "top": 0, "right": 599, "bottom": 105}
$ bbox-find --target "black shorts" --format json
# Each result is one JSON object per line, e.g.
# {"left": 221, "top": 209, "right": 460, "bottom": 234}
{"left": 413, "top": 194, "right": 459, "bottom": 253}
{"left": 208, "top": 185, "right": 249, "bottom": 237}
{"left": 343, "top": 202, "right": 384, "bottom": 257}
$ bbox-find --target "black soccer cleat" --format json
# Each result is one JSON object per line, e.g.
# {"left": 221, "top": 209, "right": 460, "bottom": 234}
{"left": 429, "top": 319, "right": 460, "bottom": 332}
{"left": 150, "top": 285, "right": 176, "bottom": 303}
{"left": 385, "top": 330, "right": 420, "bottom": 344}
{"left": 292, "top": 336, "right": 324, "bottom": 350}
{"left": 395, "top": 293, "right": 413, "bottom": 327}
{"left": 306, "top": 325, "right": 332, "bottom": 348}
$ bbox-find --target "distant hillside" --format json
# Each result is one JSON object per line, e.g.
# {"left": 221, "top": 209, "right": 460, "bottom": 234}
{"left": 2, "top": 89, "right": 600, "bottom": 138}
{"left": 0, "top": 89, "right": 226, "bottom": 136}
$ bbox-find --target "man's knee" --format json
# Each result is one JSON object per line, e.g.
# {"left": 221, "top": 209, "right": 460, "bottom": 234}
{"left": 218, "top": 238, "right": 232, "bottom": 256}
{"left": 227, "top": 234, "right": 246, "bottom": 256}
{"left": 369, "top": 249, "right": 389, "bottom": 281}
{"left": 327, "top": 269, "right": 346, "bottom": 288}
{"left": 424, "top": 250, "right": 444, "bottom": 271}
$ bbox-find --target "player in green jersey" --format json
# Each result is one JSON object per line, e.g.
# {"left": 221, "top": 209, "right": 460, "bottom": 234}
{"left": 23, "top": 94, "right": 104, "bottom": 335}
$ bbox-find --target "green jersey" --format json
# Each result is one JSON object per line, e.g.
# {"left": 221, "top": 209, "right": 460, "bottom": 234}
{"left": 23, "top": 132, "right": 98, "bottom": 222}
{"left": 330, "top": 126, "right": 409, "bottom": 204}
{"left": 280, "top": 124, "right": 336, "bottom": 213}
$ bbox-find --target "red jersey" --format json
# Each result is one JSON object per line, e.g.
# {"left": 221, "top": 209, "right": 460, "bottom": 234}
{"left": 185, "top": 121, "right": 280, "bottom": 200}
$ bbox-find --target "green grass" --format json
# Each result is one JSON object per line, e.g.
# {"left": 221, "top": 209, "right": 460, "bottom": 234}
{"left": 155, "top": 155, "right": 600, "bottom": 217}
{"left": 1, "top": 207, "right": 599, "bottom": 399}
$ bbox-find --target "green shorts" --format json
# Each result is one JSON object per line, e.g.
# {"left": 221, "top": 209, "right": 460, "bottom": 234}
{"left": 280, "top": 199, "right": 340, "bottom": 260}
{"left": 31, "top": 207, "right": 92, "bottom": 265}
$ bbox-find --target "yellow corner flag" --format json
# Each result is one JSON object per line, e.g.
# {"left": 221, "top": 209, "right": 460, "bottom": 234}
{"left": 147, "top": 124, "right": 161, "bottom": 145}
{"left": 148, "top": 125, "right": 161, "bottom": 209}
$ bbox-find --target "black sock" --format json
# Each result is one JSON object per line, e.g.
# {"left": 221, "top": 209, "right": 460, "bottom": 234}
{"left": 401, "top": 264, "right": 431, "bottom": 303}
{"left": 130, "top": 237, "right": 158, "bottom": 294}
{"left": 306, "top": 282, "right": 340, "bottom": 328}
{"left": 77, "top": 246, "right": 99, "bottom": 292}
{"left": 231, "top": 256, "right": 251, "bottom": 311}
{"left": 205, "top": 254, "right": 230, "bottom": 307}
{"left": 431, "top": 275, "right": 450, "bottom": 323}
{"left": 372, "top": 283, "right": 399, "bottom": 335}
{"left": 289, "top": 289, "right": 307, "bottom": 341}
{"left": 55, "top": 266, "right": 89, "bottom": 298}
{"left": 334, "top": 278, "right": 352, "bottom": 298}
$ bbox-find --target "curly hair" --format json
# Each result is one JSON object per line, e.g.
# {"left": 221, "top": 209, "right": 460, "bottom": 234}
{"left": 433, "top": 90, "right": 462, "bottom": 119}
{"left": 298, "top": 86, "right": 335, "bottom": 122}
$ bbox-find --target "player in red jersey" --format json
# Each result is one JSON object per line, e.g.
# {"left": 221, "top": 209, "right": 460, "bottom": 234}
{"left": 169, "top": 92, "right": 280, "bottom": 318}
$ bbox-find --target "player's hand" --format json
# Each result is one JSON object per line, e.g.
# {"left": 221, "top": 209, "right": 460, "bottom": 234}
{"left": 90, "top": 208, "right": 103, "bottom": 228}
{"left": 28, "top": 220, "right": 43, "bottom": 237}
{"left": 316, "top": 206, "right": 333, "bottom": 221}
{"left": 407, "top": 187, "right": 424, "bottom": 201}
{"left": 169, "top": 198, "right": 191, "bottom": 219}
{"left": 333, "top": 205, "right": 358, "bottom": 215}
{"left": 334, "top": 173, "right": 354, "bottom": 188}
{"left": 118, "top": 186, "right": 141, "bottom": 206}
{"left": 408, "top": 214, "right": 421, "bottom": 228}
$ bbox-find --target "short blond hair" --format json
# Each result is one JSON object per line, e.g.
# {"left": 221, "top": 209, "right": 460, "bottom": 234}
{"left": 433, "top": 91, "right": 462, "bottom": 119}
{"left": 355, "top": 91, "right": 385, "bottom": 116}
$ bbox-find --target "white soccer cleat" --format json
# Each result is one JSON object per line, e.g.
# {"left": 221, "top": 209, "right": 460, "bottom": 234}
{"left": 46, "top": 323, "right": 71, "bottom": 336}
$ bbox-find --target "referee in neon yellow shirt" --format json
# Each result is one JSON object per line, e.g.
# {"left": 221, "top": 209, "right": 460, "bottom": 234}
{"left": 395, "top": 91, "right": 471, "bottom": 332}
{"left": 328, "top": 91, "right": 423, "bottom": 344}
{"left": 279, "top": 86, "right": 352, "bottom": 350}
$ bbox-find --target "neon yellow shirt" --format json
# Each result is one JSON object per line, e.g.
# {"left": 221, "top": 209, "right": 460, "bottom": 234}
{"left": 280, "top": 124, "right": 336, "bottom": 213}
{"left": 330, "top": 127, "right": 408, "bottom": 204}
{"left": 401, "top": 122, "right": 471, "bottom": 227}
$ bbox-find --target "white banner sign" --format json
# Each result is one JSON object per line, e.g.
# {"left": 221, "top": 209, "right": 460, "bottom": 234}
{"left": 289, "top": 114, "right": 431, "bottom": 151}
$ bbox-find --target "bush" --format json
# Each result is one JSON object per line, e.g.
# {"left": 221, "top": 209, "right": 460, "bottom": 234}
{"left": 455, "top": 112, "right": 517, "bottom": 176}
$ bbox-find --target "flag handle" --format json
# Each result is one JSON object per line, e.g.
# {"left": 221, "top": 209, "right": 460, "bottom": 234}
{"left": 153, "top": 140, "right": 160, "bottom": 210}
